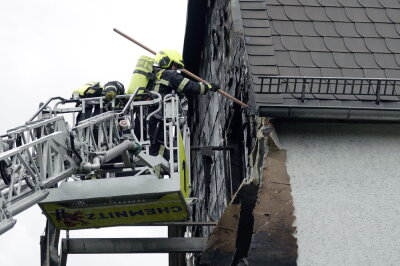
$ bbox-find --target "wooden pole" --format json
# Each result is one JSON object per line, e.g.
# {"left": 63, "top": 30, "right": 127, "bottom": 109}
{"left": 113, "top": 28, "right": 248, "bottom": 108}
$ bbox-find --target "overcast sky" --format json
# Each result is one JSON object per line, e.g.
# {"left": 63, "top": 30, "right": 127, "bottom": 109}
{"left": 0, "top": 1, "right": 188, "bottom": 265}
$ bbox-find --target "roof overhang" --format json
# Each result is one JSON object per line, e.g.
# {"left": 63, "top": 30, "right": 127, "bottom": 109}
{"left": 258, "top": 105, "right": 400, "bottom": 122}
{"left": 256, "top": 76, "right": 400, "bottom": 122}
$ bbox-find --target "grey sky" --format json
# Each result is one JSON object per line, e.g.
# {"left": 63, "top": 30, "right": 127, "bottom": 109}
{"left": 0, "top": 1, "right": 187, "bottom": 265}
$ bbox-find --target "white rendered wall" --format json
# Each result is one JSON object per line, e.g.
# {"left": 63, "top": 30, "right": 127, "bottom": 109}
{"left": 276, "top": 123, "right": 400, "bottom": 266}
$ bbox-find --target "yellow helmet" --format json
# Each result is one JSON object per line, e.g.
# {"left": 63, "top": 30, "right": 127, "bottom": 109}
{"left": 155, "top": 49, "right": 184, "bottom": 69}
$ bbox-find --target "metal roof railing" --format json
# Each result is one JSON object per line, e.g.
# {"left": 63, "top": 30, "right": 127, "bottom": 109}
{"left": 258, "top": 76, "right": 400, "bottom": 104}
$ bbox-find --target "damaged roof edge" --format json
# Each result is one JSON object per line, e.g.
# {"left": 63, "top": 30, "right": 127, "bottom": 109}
{"left": 183, "top": 0, "right": 207, "bottom": 75}
{"left": 259, "top": 106, "right": 400, "bottom": 122}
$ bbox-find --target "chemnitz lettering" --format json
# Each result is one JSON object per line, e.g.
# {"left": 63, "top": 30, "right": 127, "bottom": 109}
{"left": 55, "top": 206, "right": 183, "bottom": 225}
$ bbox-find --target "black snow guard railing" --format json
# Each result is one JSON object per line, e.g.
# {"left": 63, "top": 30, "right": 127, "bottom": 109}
{"left": 259, "top": 76, "right": 400, "bottom": 104}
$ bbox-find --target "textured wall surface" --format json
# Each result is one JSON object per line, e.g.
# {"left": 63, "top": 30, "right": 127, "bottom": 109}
{"left": 189, "top": 0, "right": 254, "bottom": 236}
{"left": 276, "top": 122, "right": 400, "bottom": 266}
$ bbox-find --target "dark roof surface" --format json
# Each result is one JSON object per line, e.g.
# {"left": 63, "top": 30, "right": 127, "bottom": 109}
{"left": 239, "top": 0, "right": 400, "bottom": 118}
{"left": 240, "top": 0, "right": 400, "bottom": 84}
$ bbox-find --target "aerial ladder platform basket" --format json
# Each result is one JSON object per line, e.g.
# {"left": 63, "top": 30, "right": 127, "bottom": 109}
{"left": 0, "top": 90, "right": 192, "bottom": 233}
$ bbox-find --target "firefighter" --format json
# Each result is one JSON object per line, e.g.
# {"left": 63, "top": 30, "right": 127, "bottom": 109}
{"left": 72, "top": 81, "right": 104, "bottom": 122}
{"left": 148, "top": 49, "right": 219, "bottom": 158}
{"left": 104, "top": 80, "right": 125, "bottom": 102}
{"left": 72, "top": 81, "right": 125, "bottom": 123}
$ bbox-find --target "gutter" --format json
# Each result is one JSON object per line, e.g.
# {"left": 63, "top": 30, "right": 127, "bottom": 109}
{"left": 258, "top": 105, "right": 400, "bottom": 122}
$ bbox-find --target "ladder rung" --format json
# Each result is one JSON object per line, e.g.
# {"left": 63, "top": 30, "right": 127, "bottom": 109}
{"left": 61, "top": 237, "right": 208, "bottom": 254}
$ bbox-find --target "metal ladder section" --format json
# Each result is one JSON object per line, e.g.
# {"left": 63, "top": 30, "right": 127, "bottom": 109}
{"left": 0, "top": 91, "right": 189, "bottom": 235}
{"left": 40, "top": 221, "right": 215, "bottom": 266}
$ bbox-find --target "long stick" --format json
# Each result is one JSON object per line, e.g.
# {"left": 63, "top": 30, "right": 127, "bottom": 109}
{"left": 113, "top": 28, "right": 248, "bottom": 108}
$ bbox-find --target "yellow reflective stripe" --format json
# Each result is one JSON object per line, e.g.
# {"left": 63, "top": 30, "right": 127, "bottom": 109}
{"left": 199, "top": 83, "right": 205, "bottom": 95}
{"left": 177, "top": 78, "right": 189, "bottom": 92}
{"left": 156, "top": 69, "right": 166, "bottom": 80}
{"left": 156, "top": 79, "right": 169, "bottom": 86}
{"left": 153, "top": 69, "right": 167, "bottom": 93}
{"left": 105, "top": 85, "right": 117, "bottom": 91}
{"left": 86, "top": 89, "right": 96, "bottom": 94}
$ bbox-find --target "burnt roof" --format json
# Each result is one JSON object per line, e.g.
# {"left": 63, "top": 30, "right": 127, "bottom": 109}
{"left": 184, "top": 0, "right": 400, "bottom": 121}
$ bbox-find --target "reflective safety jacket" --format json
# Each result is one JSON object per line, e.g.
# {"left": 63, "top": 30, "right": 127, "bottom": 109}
{"left": 72, "top": 81, "right": 104, "bottom": 98}
{"left": 152, "top": 68, "right": 207, "bottom": 97}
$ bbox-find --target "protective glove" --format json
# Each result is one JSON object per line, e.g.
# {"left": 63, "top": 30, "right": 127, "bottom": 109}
{"left": 104, "top": 81, "right": 124, "bottom": 101}
{"left": 207, "top": 83, "right": 220, "bottom": 92}
{"left": 105, "top": 89, "right": 117, "bottom": 101}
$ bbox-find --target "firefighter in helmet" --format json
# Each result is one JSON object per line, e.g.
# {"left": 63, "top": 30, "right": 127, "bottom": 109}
{"left": 72, "top": 81, "right": 125, "bottom": 123}
{"left": 147, "top": 49, "right": 219, "bottom": 158}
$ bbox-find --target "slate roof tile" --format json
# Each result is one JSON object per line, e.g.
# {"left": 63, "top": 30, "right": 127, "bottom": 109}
{"left": 271, "top": 21, "right": 298, "bottom": 36}
{"left": 338, "top": 0, "right": 362, "bottom": 7}
{"left": 374, "top": 53, "right": 399, "bottom": 69}
{"left": 247, "top": 45, "right": 276, "bottom": 55}
{"left": 298, "top": 0, "right": 321, "bottom": 6}
{"left": 289, "top": 51, "right": 316, "bottom": 67}
{"left": 242, "top": 10, "right": 269, "bottom": 19}
{"left": 344, "top": 8, "right": 371, "bottom": 23}
{"left": 266, "top": 6, "right": 289, "bottom": 20}
{"left": 379, "top": 0, "right": 400, "bottom": 8}
{"left": 293, "top": 21, "right": 320, "bottom": 36}
{"left": 306, "top": 7, "right": 332, "bottom": 21}
{"left": 272, "top": 36, "right": 286, "bottom": 50}
{"left": 245, "top": 36, "right": 272, "bottom": 45}
{"left": 354, "top": 22, "right": 381, "bottom": 37}
{"left": 278, "top": 66, "right": 301, "bottom": 76}
{"left": 250, "top": 65, "right": 279, "bottom": 75}
{"left": 343, "top": 37, "right": 370, "bottom": 53}
{"left": 357, "top": 0, "right": 383, "bottom": 8}
{"left": 341, "top": 68, "right": 365, "bottom": 77}
{"left": 277, "top": 0, "right": 302, "bottom": 6}
{"left": 320, "top": 67, "right": 343, "bottom": 77}
{"left": 364, "top": 38, "right": 391, "bottom": 53}
{"left": 385, "top": 39, "right": 400, "bottom": 53}
{"left": 395, "top": 54, "right": 400, "bottom": 66}
{"left": 275, "top": 51, "right": 296, "bottom": 66}
{"left": 310, "top": 52, "right": 338, "bottom": 67}
{"left": 299, "top": 67, "right": 323, "bottom": 76}
{"left": 365, "top": 8, "right": 392, "bottom": 23}
{"left": 239, "top": 2, "right": 267, "bottom": 10}
{"left": 316, "top": 0, "right": 342, "bottom": 7}
{"left": 325, "top": 7, "right": 351, "bottom": 22}
{"left": 303, "top": 36, "right": 329, "bottom": 51}
{"left": 396, "top": 25, "right": 400, "bottom": 35}
{"left": 265, "top": 0, "right": 281, "bottom": 5}
{"left": 244, "top": 27, "right": 272, "bottom": 37}
{"left": 324, "top": 37, "right": 349, "bottom": 52}
{"left": 249, "top": 55, "right": 279, "bottom": 65}
{"left": 284, "top": 6, "right": 309, "bottom": 20}
{"left": 354, "top": 53, "right": 380, "bottom": 68}
{"left": 314, "top": 21, "right": 340, "bottom": 36}
{"left": 332, "top": 52, "right": 359, "bottom": 68}
{"left": 243, "top": 18, "right": 270, "bottom": 27}
{"left": 374, "top": 23, "right": 399, "bottom": 38}
{"left": 334, "top": 22, "right": 360, "bottom": 37}
{"left": 385, "top": 69, "right": 400, "bottom": 78}
{"left": 363, "top": 68, "right": 386, "bottom": 78}
{"left": 386, "top": 9, "right": 400, "bottom": 23}
{"left": 281, "top": 36, "right": 308, "bottom": 51}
